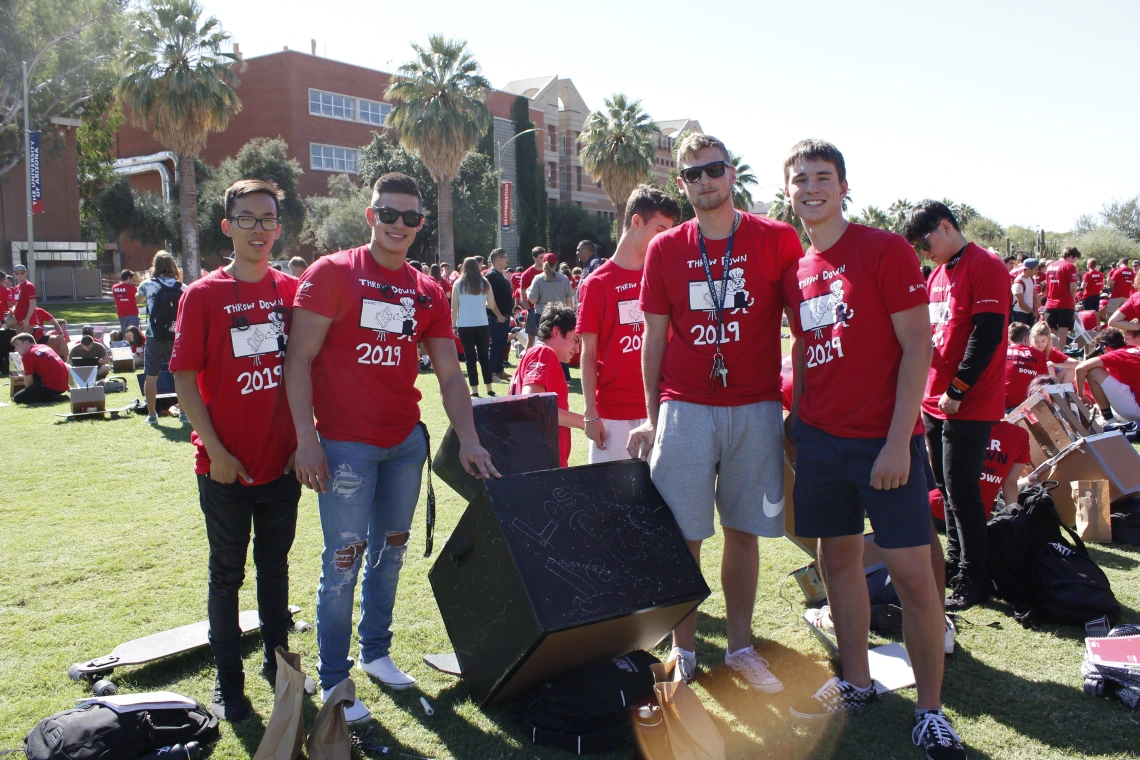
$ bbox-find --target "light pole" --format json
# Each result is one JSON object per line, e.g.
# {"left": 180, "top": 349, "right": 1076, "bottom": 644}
{"left": 23, "top": 60, "right": 34, "bottom": 285}
{"left": 496, "top": 128, "right": 537, "bottom": 252}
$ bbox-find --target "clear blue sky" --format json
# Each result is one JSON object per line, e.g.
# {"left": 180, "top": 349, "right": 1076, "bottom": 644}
{"left": 199, "top": 0, "right": 1138, "bottom": 232}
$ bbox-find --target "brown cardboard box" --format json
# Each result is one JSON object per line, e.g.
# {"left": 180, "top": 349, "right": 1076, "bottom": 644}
{"left": 9, "top": 373, "right": 25, "bottom": 399}
{"left": 110, "top": 346, "right": 135, "bottom": 374}
{"left": 1072, "top": 480, "right": 1113, "bottom": 543}
{"left": 1009, "top": 391, "right": 1080, "bottom": 462}
{"left": 69, "top": 386, "right": 106, "bottom": 414}
{"left": 1044, "top": 383, "right": 1101, "bottom": 438}
{"left": 1044, "top": 432, "right": 1140, "bottom": 526}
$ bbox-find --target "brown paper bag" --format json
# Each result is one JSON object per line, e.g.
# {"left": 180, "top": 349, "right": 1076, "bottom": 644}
{"left": 252, "top": 648, "right": 306, "bottom": 760}
{"left": 650, "top": 660, "right": 725, "bottom": 760}
{"left": 306, "top": 676, "right": 356, "bottom": 760}
{"left": 1072, "top": 479, "right": 1113, "bottom": 543}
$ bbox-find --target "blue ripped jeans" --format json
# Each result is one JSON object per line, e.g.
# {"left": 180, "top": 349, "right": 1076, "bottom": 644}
{"left": 315, "top": 428, "right": 426, "bottom": 689}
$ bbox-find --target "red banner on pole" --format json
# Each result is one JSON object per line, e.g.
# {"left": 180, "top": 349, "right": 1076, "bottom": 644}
{"left": 500, "top": 181, "right": 512, "bottom": 231}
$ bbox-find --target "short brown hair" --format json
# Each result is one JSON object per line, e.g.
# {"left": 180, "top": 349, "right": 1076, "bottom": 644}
{"left": 224, "top": 178, "right": 284, "bottom": 218}
{"left": 676, "top": 133, "right": 730, "bottom": 166}
{"left": 13, "top": 332, "right": 35, "bottom": 346}
{"left": 1062, "top": 246, "right": 1081, "bottom": 260}
{"left": 624, "top": 184, "right": 682, "bottom": 230}
{"left": 531, "top": 246, "right": 546, "bottom": 259}
{"left": 783, "top": 139, "right": 846, "bottom": 185}
{"left": 372, "top": 172, "right": 421, "bottom": 205}
{"left": 288, "top": 256, "right": 306, "bottom": 268}
{"left": 1009, "top": 322, "right": 1030, "bottom": 343}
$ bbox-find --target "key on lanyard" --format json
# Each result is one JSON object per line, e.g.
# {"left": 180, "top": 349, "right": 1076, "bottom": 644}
{"left": 711, "top": 353, "right": 728, "bottom": 388}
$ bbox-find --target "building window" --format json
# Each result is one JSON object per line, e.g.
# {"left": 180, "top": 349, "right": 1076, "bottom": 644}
{"left": 548, "top": 126, "right": 557, "bottom": 152}
{"left": 561, "top": 131, "right": 569, "bottom": 156}
{"left": 576, "top": 166, "right": 582, "bottom": 191}
{"left": 548, "top": 162, "right": 557, "bottom": 188}
{"left": 309, "top": 88, "right": 390, "bottom": 126}
{"left": 559, "top": 165, "right": 568, "bottom": 191}
{"left": 311, "top": 143, "right": 359, "bottom": 173}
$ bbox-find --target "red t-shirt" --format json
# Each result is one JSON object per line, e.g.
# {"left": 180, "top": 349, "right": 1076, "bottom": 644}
{"left": 1045, "top": 259, "right": 1077, "bottom": 309}
{"left": 12, "top": 281, "right": 35, "bottom": 322}
{"left": 27, "top": 307, "right": 58, "bottom": 340}
{"left": 510, "top": 272, "right": 523, "bottom": 301}
{"left": 519, "top": 266, "right": 542, "bottom": 295}
{"left": 1109, "top": 267, "right": 1135, "bottom": 299}
{"left": 933, "top": 422, "right": 1030, "bottom": 520}
{"left": 640, "top": 214, "right": 802, "bottom": 407}
{"left": 1082, "top": 270, "right": 1104, "bottom": 298}
{"left": 1116, "top": 292, "right": 1140, "bottom": 322}
{"left": 169, "top": 268, "right": 298, "bottom": 485}
{"left": 782, "top": 224, "right": 928, "bottom": 438}
{"left": 112, "top": 282, "right": 139, "bottom": 318}
{"left": 1099, "top": 346, "right": 1140, "bottom": 394}
{"left": 576, "top": 260, "right": 648, "bottom": 421}
{"left": 21, "top": 343, "right": 68, "bottom": 392}
{"left": 0, "top": 285, "right": 8, "bottom": 314}
{"left": 1004, "top": 343, "right": 1048, "bottom": 409}
{"left": 925, "top": 243, "right": 1010, "bottom": 421}
{"left": 509, "top": 344, "right": 571, "bottom": 467}
{"left": 294, "top": 247, "right": 451, "bottom": 448}
{"left": 779, "top": 354, "right": 793, "bottom": 412}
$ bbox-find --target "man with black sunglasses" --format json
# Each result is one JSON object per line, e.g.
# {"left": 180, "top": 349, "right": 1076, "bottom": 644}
{"left": 285, "top": 171, "right": 499, "bottom": 724}
{"left": 628, "top": 134, "right": 801, "bottom": 692}
{"left": 169, "top": 179, "right": 302, "bottom": 723}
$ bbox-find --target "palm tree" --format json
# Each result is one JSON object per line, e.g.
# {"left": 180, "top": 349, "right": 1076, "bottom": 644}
{"left": 729, "top": 152, "right": 757, "bottom": 211}
{"left": 579, "top": 94, "right": 659, "bottom": 230}
{"left": 854, "top": 205, "right": 891, "bottom": 231}
{"left": 887, "top": 197, "right": 912, "bottom": 234}
{"left": 119, "top": 0, "right": 243, "bottom": 280}
{"left": 767, "top": 189, "right": 806, "bottom": 244}
{"left": 386, "top": 36, "right": 490, "bottom": 266}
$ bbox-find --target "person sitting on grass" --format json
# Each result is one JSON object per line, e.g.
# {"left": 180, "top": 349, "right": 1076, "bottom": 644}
{"left": 11, "top": 332, "right": 69, "bottom": 404}
{"left": 1075, "top": 327, "right": 1140, "bottom": 423}
{"left": 69, "top": 330, "right": 110, "bottom": 379}
{"left": 509, "top": 302, "right": 585, "bottom": 468}
{"left": 1029, "top": 321, "right": 1077, "bottom": 383}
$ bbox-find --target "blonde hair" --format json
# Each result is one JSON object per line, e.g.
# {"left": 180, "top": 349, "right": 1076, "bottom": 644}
{"left": 150, "top": 250, "right": 181, "bottom": 281}
{"left": 543, "top": 256, "right": 556, "bottom": 282}
{"left": 1029, "top": 322, "right": 1051, "bottom": 346}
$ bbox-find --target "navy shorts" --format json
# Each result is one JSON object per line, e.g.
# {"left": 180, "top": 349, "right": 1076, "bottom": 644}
{"left": 792, "top": 420, "right": 932, "bottom": 549}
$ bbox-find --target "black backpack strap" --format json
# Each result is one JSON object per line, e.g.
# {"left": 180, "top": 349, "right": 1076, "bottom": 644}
{"left": 520, "top": 717, "right": 631, "bottom": 755}
{"left": 417, "top": 421, "right": 436, "bottom": 558}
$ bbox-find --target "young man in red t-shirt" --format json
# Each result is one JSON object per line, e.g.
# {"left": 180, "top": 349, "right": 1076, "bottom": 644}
{"left": 169, "top": 180, "right": 301, "bottom": 723}
{"left": 508, "top": 302, "right": 584, "bottom": 466}
{"left": 11, "top": 332, "right": 69, "bottom": 403}
{"left": 578, "top": 185, "right": 680, "bottom": 463}
{"left": 905, "top": 200, "right": 1010, "bottom": 613}
{"left": 285, "top": 172, "right": 497, "bottom": 723}
{"left": 1044, "top": 247, "right": 1080, "bottom": 345}
{"left": 628, "top": 133, "right": 801, "bottom": 693}
{"left": 111, "top": 270, "right": 140, "bottom": 334}
{"left": 10, "top": 264, "right": 37, "bottom": 331}
{"left": 1004, "top": 322, "right": 1050, "bottom": 410}
{"left": 1106, "top": 259, "right": 1135, "bottom": 315}
{"left": 1107, "top": 288, "right": 1140, "bottom": 335}
{"left": 1081, "top": 259, "right": 1105, "bottom": 312}
{"left": 519, "top": 247, "right": 546, "bottom": 349}
{"left": 780, "top": 143, "right": 964, "bottom": 757}
{"left": 1076, "top": 330, "right": 1140, "bottom": 422}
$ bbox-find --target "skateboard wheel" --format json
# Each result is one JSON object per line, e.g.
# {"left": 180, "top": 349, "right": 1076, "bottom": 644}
{"left": 294, "top": 619, "right": 313, "bottom": 633}
{"left": 93, "top": 679, "right": 117, "bottom": 697}
{"left": 68, "top": 664, "right": 83, "bottom": 681}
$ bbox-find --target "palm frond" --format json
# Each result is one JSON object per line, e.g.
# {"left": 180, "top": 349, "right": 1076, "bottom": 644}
{"left": 579, "top": 93, "right": 659, "bottom": 226}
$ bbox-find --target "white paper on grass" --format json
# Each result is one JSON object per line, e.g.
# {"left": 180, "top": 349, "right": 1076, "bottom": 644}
{"left": 77, "top": 691, "right": 197, "bottom": 713}
{"left": 869, "top": 643, "right": 915, "bottom": 694}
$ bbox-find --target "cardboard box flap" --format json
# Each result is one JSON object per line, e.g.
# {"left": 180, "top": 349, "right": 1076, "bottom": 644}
{"left": 69, "top": 365, "right": 99, "bottom": 388}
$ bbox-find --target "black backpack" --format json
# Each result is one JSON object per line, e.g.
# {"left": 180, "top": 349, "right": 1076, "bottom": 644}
{"left": 1111, "top": 495, "right": 1140, "bottom": 545}
{"left": 149, "top": 281, "right": 183, "bottom": 342}
{"left": 515, "top": 650, "right": 659, "bottom": 754}
{"left": 1023, "top": 535, "right": 1121, "bottom": 629}
{"left": 24, "top": 700, "right": 218, "bottom": 760}
{"left": 986, "top": 483, "right": 1069, "bottom": 608}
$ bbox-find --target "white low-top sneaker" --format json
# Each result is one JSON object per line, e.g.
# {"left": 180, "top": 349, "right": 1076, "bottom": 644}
{"left": 668, "top": 647, "right": 697, "bottom": 683}
{"left": 725, "top": 646, "right": 783, "bottom": 693}
{"left": 321, "top": 687, "right": 371, "bottom": 724}
{"left": 359, "top": 655, "right": 417, "bottom": 690}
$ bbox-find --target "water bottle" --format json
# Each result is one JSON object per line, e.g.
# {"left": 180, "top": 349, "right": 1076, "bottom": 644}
{"left": 137, "top": 741, "right": 200, "bottom": 760}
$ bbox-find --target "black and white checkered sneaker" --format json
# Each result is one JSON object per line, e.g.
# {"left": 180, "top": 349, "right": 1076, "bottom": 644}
{"left": 790, "top": 676, "right": 878, "bottom": 718}
{"left": 912, "top": 709, "right": 967, "bottom": 759}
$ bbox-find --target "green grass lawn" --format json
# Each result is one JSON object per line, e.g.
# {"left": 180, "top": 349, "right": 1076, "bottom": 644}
{"left": 41, "top": 300, "right": 120, "bottom": 326}
{"left": 0, "top": 365, "right": 1137, "bottom": 759}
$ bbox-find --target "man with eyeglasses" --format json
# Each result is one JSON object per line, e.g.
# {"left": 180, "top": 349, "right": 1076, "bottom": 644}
{"left": 169, "top": 179, "right": 301, "bottom": 723}
{"left": 628, "top": 133, "right": 801, "bottom": 692}
{"left": 285, "top": 172, "right": 498, "bottom": 724}
{"left": 904, "top": 200, "right": 1009, "bottom": 614}
{"left": 10, "top": 264, "right": 36, "bottom": 332}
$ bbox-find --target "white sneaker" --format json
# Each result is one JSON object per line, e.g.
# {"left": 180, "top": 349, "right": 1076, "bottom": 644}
{"left": 321, "top": 687, "right": 371, "bottom": 724}
{"left": 945, "top": 614, "right": 956, "bottom": 654}
{"left": 725, "top": 646, "right": 784, "bottom": 693}
{"left": 806, "top": 605, "right": 835, "bottom": 635}
{"left": 359, "top": 655, "right": 417, "bottom": 690}
{"left": 668, "top": 647, "right": 697, "bottom": 683}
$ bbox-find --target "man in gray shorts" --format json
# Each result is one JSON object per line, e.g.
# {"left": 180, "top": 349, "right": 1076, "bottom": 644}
{"left": 138, "top": 250, "right": 185, "bottom": 424}
{"left": 628, "top": 133, "right": 804, "bottom": 691}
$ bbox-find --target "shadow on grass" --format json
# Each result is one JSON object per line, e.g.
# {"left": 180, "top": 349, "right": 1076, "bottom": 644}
{"left": 1090, "top": 544, "right": 1140, "bottom": 571}
{"left": 157, "top": 421, "right": 194, "bottom": 444}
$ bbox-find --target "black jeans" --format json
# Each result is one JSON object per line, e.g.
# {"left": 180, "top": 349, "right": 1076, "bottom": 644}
{"left": 12, "top": 373, "right": 67, "bottom": 404}
{"left": 458, "top": 325, "right": 492, "bottom": 387}
{"left": 489, "top": 319, "right": 510, "bottom": 374}
{"left": 197, "top": 472, "right": 300, "bottom": 674}
{"left": 924, "top": 414, "right": 993, "bottom": 588}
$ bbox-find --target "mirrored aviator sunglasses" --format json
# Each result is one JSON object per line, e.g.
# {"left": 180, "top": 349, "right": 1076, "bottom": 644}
{"left": 680, "top": 160, "right": 729, "bottom": 184}
{"left": 372, "top": 206, "right": 425, "bottom": 227}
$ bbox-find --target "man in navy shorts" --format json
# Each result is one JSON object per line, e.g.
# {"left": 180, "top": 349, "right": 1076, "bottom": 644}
{"left": 780, "top": 140, "right": 967, "bottom": 759}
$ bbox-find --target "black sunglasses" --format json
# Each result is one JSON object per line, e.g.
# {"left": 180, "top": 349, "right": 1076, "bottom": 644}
{"left": 372, "top": 206, "right": 425, "bottom": 227}
{"left": 913, "top": 230, "right": 934, "bottom": 253}
{"left": 680, "top": 160, "right": 729, "bottom": 184}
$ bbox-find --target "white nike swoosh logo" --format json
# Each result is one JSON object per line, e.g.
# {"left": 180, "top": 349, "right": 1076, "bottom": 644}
{"left": 763, "top": 495, "right": 785, "bottom": 517}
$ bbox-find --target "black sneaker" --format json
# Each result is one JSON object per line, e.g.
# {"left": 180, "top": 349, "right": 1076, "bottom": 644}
{"left": 945, "top": 578, "right": 988, "bottom": 612}
{"left": 912, "top": 710, "right": 967, "bottom": 759}
{"left": 212, "top": 672, "right": 250, "bottom": 722}
{"left": 790, "top": 676, "right": 878, "bottom": 718}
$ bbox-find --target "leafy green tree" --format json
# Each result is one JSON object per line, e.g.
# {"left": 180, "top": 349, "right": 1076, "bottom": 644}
{"left": 196, "top": 137, "right": 305, "bottom": 259}
{"left": 386, "top": 35, "right": 491, "bottom": 266}
{"left": 767, "top": 189, "right": 807, "bottom": 245}
{"left": 511, "top": 95, "right": 546, "bottom": 264}
{"left": 579, "top": 93, "right": 659, "bottom": 230}
{"left": 77, "top": 92, "right": 125, "bottom": 243}
{"left": 729, "top": 152, "right": 758, "bottom": 211}
{"left": 95, "top": 177, "right": 179, "bottom": 249}
{"left": 962, "top": 215, "right": 1005, "bottom": 249}
{"left": 302, "top": 174, "right": 372, "bottom": 255}
{"left": 659, "top": 169, "right": 695, "bottom": 225}
{"left": 548, "top": 203, "right": 613, "bottom": 260}
{"left": 451, "top": 152, "right": 496, "bottom": 259}
{"left": 852, "top": 205, "right": 891, "bottom": 231}
{"left": 118, "top": 0, "right": 243, "bottom": 281}
{"left": 1061, "top": 226, "right": 1140, "bottom": 267}
{"left": 887, "top": 198, "right": 911, "bottom": 235}
{"left": 1072, "top": 213, "right": 1099, "bottom": 235}
{"left": 1100, "top": 196, "right": 1140, "bottom": 241}
{"left": 0, "top": 0, "right": 125, "bottom": 179}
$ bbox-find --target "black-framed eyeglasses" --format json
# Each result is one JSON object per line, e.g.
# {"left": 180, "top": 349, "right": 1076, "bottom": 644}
{"left": 228, "top": 216, "right": 281, "bottom": 231}
{"left": 371, "top": 206, "right": 425, "bottom": 227}
{"left": 914, "top": 231, "right": 934, "bottom": 253}
{"left": 680, "top": 160, "right": 729, "bottom": 184}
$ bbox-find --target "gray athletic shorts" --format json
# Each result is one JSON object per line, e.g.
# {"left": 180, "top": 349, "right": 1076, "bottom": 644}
{"left": 649, "top": 399, "right": 785, "bottom": 541}
{"left": 143, "top": 337, "right": 173, "bottom": 377}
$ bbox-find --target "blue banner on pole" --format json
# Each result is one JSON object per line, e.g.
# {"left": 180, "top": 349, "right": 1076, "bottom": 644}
{"left": 29, "top": 130, "right": 43, "bottom": 214}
